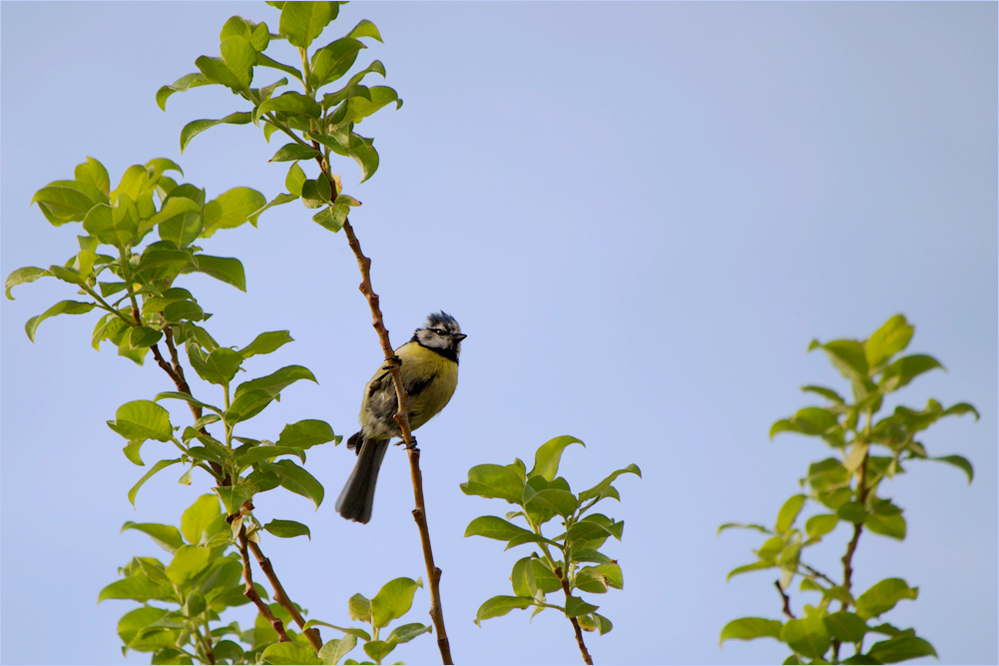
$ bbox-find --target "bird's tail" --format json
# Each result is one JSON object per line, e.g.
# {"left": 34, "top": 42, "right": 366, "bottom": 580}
{"left": 335, "top": 433, "right": 389, "bottom": 524}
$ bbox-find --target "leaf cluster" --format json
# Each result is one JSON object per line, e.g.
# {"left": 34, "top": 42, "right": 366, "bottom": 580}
{"left": 720, "top": 314, "right": 978, "bottom": 664}
{"left": 461, "top": 436, "right": 640, "bottom": 641}
{"left": 159, "top": 2, "right": 401, "bottom": 234}
{"left": 301, "top": 577, "right": 432, "bottom": 665}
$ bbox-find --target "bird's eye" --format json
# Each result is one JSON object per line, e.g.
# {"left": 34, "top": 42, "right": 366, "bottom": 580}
{"left": 433, "top": 328, "right": 445, "bottom": 335}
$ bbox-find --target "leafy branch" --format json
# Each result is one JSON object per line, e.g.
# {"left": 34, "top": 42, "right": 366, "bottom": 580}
{"left": 720, "top": 314, "right": 978, "bottom": 664}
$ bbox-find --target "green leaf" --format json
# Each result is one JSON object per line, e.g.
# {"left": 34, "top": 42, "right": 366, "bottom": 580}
{"left": 346, "top": 19, "right": 383, "bottom": 42}
{"left": 204, "top": 187, "right": 268, "bottom": 235}
{"left": 511, "top": 557, "right": 537, "bottom": 597}
{"left": 344, "top": 86, "right": 401, "bottom": 125}
{"left": 386, "top": 622, "right": 431, "bottom": 644}
{"left": 262, "top": 459, "right": 325, "bottom": 509}
{"left": 776, "top": 494, "right": 807, "bottom": 533}
{"left": 181, "top": 494, "right": 223, "bottom": 544}
{"left": 225, "top": 389, "right": 275, "bottom": 425}
{"left": 155, "top": 391, "right": 222, "bottom": 416}
{"left": 262, "top": 642, "right": 323, "bottom": 665}
{"left": 264, "top": 519, "right": 311, "bottom": 539}
{"left": 257, "top": 53, "right": 304, "bottom": 83}
{"left": 83, "top": 202, "right": 137, "bottom": 248}
{"left": 188, "top": 347, "right": 242, "bottom": 387}
{"left": 881, "top": 354, "right": 943, "bottom": 391}
{"left": 196, "top": 36, "right": 256, "bottom": 93}
{"left": 277, "top": 419, "right": 337, "bottom": 449}
{"left": 246, "top": 192, "right": 295, "bottom": 226}
{"left": 108, "top": 400, "right": 173, "bottom": 442}
{"left": 942, "top": 401, "right": 980, "bottom": 420}
{"left": 460, "top": 464, "right": 526, "bottom": 503}
{"left": 473, "top": 595, "right": 532, "bottom": 626}
{"left": 528, "top": 435, "right": 584, "bottom": 481}
{"left": 363, "top": 639, "right": 398, "bottom": 664}
{"left": 165, "top": 545, "right": 214, "bottom": 586}
{"left": 868, "top": 636, "right": 937, "bottom": 664}
{"left": 98, "top": 575, "right": 175, "bottom": 604}
{"left": 239, "top": 445, "right": 306, "bottom": 468}
{"left": 932, "top": 455, "right": 974, "bottom": 484}
{"left": 347, "top": 132, "right": 379, "bottom": 183}
{"left": 464, "top": 515, "right": 533, "bottom": 541}
{"left": 864, "top": 509, "right": 906, "bottom": 540}
{"left": 235, "top": 365, "right": 317, "bottom": 399}
{"left": 123, "top": 440, "right": 144, "bottom": 465}
{"left": 525, "top": 488, "right": 578, "bottom": 518}
{"left": 809, "top": 338, "right": 869, "bottom": 381}
{"left": 279, "top": 1, "right": 336, "bottom": 48}
{"left": 270, "top": 143, "right": 322, "bottom": 163}
{"left": 24, "top": 300, "right": 95, "bottom": 342}
{"left": 188, "top": 254, "right": 246, "bottom": 291}
{"left": 121, "top": 522, "right": 185, "bottom": 554}
{"left": 239, "top": 330, "right": 294, "bottom": 358}
{"left": 720, "top": 617, "right": 783, "bottom": 645}
{"left": 578, "top": 463, "right": 641, "bottom": 503}
{"left": 718, "top": 522, "right": 773, "bottom": 536}
{"left": 214, "top": 479, "right": 258, "bottom": 515}
{"left": 128, "top": 326, "right": 163, "bottom": 350}
{"left": 5, "top": 267, "right": 51, "bottom": 300}
{"left": 179, "top": 112, "right": 252, "bottom": 152}
{"left": 856, "top": 578, "right": 918, "bottom": 620}
{"left": 128, "top": 459, "right": 181, "bottom": 507}
{"left": 313, "top": 204, "right": 348, "bottom": 233}
{"left": 727, "top": 560, "right": 775, "bottom": 580}
{"left": 76, "top": 156, "right": 111, "bottom": 195}
{"left": 574, "top": 568, "right": 608, "bottom": 594}
{"left": 348, "top": 593, "right": 371, "bottom": 623}
{"left": 823, "top": 611, "right": 868, "bottom": 643}
{"left": 865, "top": 315, "right": 913, "bottom": 368}
{"left": 31, "top": 184, "right": 96, "bottom": 223}
{"left": 371, "top": 576, "right": 422, "bottom": 629}
{"left": 805, "top": 514, "right": 839, "bottom": 539}
{"left": 837, "top": 502, "right": 868, "bottom": 524}
{"left": 310, "top": 38, "right": 365, "bottom": 89}
{"left": 801, "top": 384, "right": 846, "bottom": 404}
{"left": 254, "top": 91, "right": 321, "bottom": 123}
{"left": 319, "top": 635, "right": 356, "bottom": 665}
{"left": 156, "top": 72, "right": 211, "bottom": 111}
{"left": 564, "top": 595, "right": 598, "bottom": 618}
{"left": 156, "top": 207, "right": 203, "bottom": 247}
{"left": 781, "top": 616, "right": 831, "bottom": 661}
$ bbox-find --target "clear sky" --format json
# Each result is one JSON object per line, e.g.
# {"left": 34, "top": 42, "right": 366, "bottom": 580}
{"left": 1, "top": 2, "right": 996, "bottom": 665}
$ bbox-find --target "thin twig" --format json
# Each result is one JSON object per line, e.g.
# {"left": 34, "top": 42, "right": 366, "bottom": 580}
{"left": 248, "top": 540, "right": 323, "bottom": 651}
{"left": 237, "top": 525, "right": 292, "bottom": 643}
{"left": 554, "top": 569, "right": 593, "bottom": 665}
{"left": 775, "top": 580, "right": 796, "bottom": 620}
{"left": 833, "top": 448, "right": 871, "bottom": 664}
{"left": 315, "top": 153, "right": 453, "bottom": 664}
{"left": 800, "top": 562, "right": 838, "bottom": 588}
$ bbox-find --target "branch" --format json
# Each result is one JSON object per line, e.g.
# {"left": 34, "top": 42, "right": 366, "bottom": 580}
{"left": 555, "top": 569, "right": 593, "bottom": 665}
{"left": 315, "top": 154, "right": 453, "bottom": 664}
{"left": 237, "top": 524, "right": 292, "bottom": 643}
{"left": 775, "top": 580, "right": 796, "bottom": 620}
{"left": 248, "top": 540, "right": 323, "bottom": 652}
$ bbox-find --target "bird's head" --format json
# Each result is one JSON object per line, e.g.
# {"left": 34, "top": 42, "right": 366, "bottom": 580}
{"left": 413, "top": 311, "right": 466, "bottom": 357}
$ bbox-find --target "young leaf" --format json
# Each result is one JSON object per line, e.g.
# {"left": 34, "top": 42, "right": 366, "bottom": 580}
{"left": 346, "top": 19, "right": 383, "bottom": 42}
{"left": 156, "top": 72, "right": 212, "bottom": 111}
{"left": 856, "top": 578, "right": 918, "bottom": 620}
{"left": 254, "top": 91, "right": 321, "bottom": 123}
{"left": 214, "top": 479, "right": 258, "bottom": 515}
{"left": 348, "top": 593, "right": 371, "bottom": 623}
{"left": 865, "top": 314, "right": 913, "bottom": 368}
{"left": 931, "top": 455, "right": 974, "bottom": 484}
{"left": 189, "top": 255, "right": 247, "bottom": 291}
{"left": 120, "top": 522, "right": 185, "bottom": 554}
{"left": 264, "top": 519, "right": 311, "bottom": 539}
{"left": 460, "top": 464, "right": 525, "bottom": 503}
{"left": 270, "top": 143, "right": 322, "bottom": 163}
{"left": 371, "top": 577, "right": 422, "bottom": 629}
{"left": 809, "top": 338, "right": 869, "bottom": 381}
{"left": 867, "top": 636, "right": 937, "bottom": 663}
{"left": 248, "top": 193, "right": 299, "bottom": 225}
{"left": 261, "top": 642, "right": 323, "bottom": 665}
{"left": 108, "top": 400, "right": 173, "bottom": 442}
{"left": 277, "top": 419, "right": 337, "bottom": 449}
{"left": 473, "top": 595, "right": 532, "bottom": 626}
{"left": 128, "top": 459, "right": 181, "bottom": 507}
{"left": 780, "top": 616, "right": 831, "bottom": 661}
{"left": 527, "top": 435, "right": 585, "bottom": 481}
{"left": 181, "top": 494, "right": 223, "bottom": 544}
{"left": 564, "top": 596, "right": 599, "bottom": 618}
{"left": 464, "top": 515, "right": 533, "bottom": 541}
{"left": 5, "top": 266, "right": 51, "bottom": 300}
{"left": 310, "top": 38, "right": 365, "bottom": 89}
{"left": 775, "top": 494, "right": 807, "bottom": 533}
{"left": 719, "top": 617, "right": 783, "bottom": 645}
{"left": 319, "top": 634, "right": 357, "bottom": 665}
{"left": 24, "top": 300, "right": 95, "bottom": 342}
{"left": 525, "top": 488, "right": 578, "bottom": 518}
{"left": 261, "top": 459, "right": 325, "bottom": 509}
{"left": 386, "top": 622, "right": 431, "bottom": 644}
{"left": 195, "top": 35, "right": 256, "bottom": 94}
{"left": 578, "top": 463, "right": 641, "bottom": 502}
{"left": 234, "top": 365, "right": 317, "bottom": 399}
{"left": 225, "top": 389, "right": 275, "bottom": 425}
{"left": 203, "top": 187, "right": 267, "bottom": 235}
{"left": 279, "top": 1, "right": 337, "bottom": 49}
{"left": 239, "top": 330, "right": 294, "bottom": 358}
{"left": 179, "top": 112, "right": 252, "bottom": 152}
{"left": 98, "top": 575, "right": 175, "bottom": 604}
{"left": 823, "top": 611, "right": 868, "bottom": 643}
{"left": 363, "top": 639, "right": 398, "bottom": 664}
{"left": 165, "top": 544, "right": 214, "bottom": 586}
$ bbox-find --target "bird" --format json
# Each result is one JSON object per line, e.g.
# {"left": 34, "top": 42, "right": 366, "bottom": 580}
{"left": 335, "top": 311, "right": 466, "bottom": 523}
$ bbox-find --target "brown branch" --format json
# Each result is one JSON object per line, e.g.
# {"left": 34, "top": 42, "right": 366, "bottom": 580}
{"left": 800, "top": 562, "right": 838, "bottom": 588}
{"left": 248, "top": 540, "right": 323, "bottom": 652}
{"left": 775, "top": 580, "right": 796, "bottom": 620}
{"left": 554, "top": 569, "right": 593, "bottom": 665}
{"left": 238, "top": 525, "right": 292, "bottom": 643}
{"left": 833, "top": 449, "right": 871, "bottom": 664}
{"left": 316, "top": 154, "right": 453, "bottom": 664}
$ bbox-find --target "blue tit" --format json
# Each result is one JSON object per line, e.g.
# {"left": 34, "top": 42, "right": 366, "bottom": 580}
{"left": 336, "top": 312, "right": 466, "bottom": 523}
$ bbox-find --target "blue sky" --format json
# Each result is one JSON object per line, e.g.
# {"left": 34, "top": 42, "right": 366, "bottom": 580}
{"left": 1, "top": 2, "right": 996, "bottom": 665}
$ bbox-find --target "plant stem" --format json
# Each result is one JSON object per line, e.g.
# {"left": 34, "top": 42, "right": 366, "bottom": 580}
{"left": 237, "top": 524, "right": 292, "bottom": 643}
{"left": 189, "top": 617, "right": 217, "bottom": 664}
{"left": 248, "top": 540, "right": 323, "bottom": 652}
{"left": 775, "top": 580, "right": 796, "bottom": 619}
{"left": 314, "top": 156, "right": 453, "bottom": 665}
{"left": 553, "top": 567, "right": 593, "bottom": 665}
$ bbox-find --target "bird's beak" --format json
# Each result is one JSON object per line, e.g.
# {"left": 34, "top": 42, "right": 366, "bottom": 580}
{"left": 453, "top": 333, "right": 467, "bottom": 342}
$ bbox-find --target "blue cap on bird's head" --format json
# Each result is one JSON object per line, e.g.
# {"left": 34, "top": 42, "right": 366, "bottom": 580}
{"left": 413, "top": 312, "right": 466, "bottom": 352}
